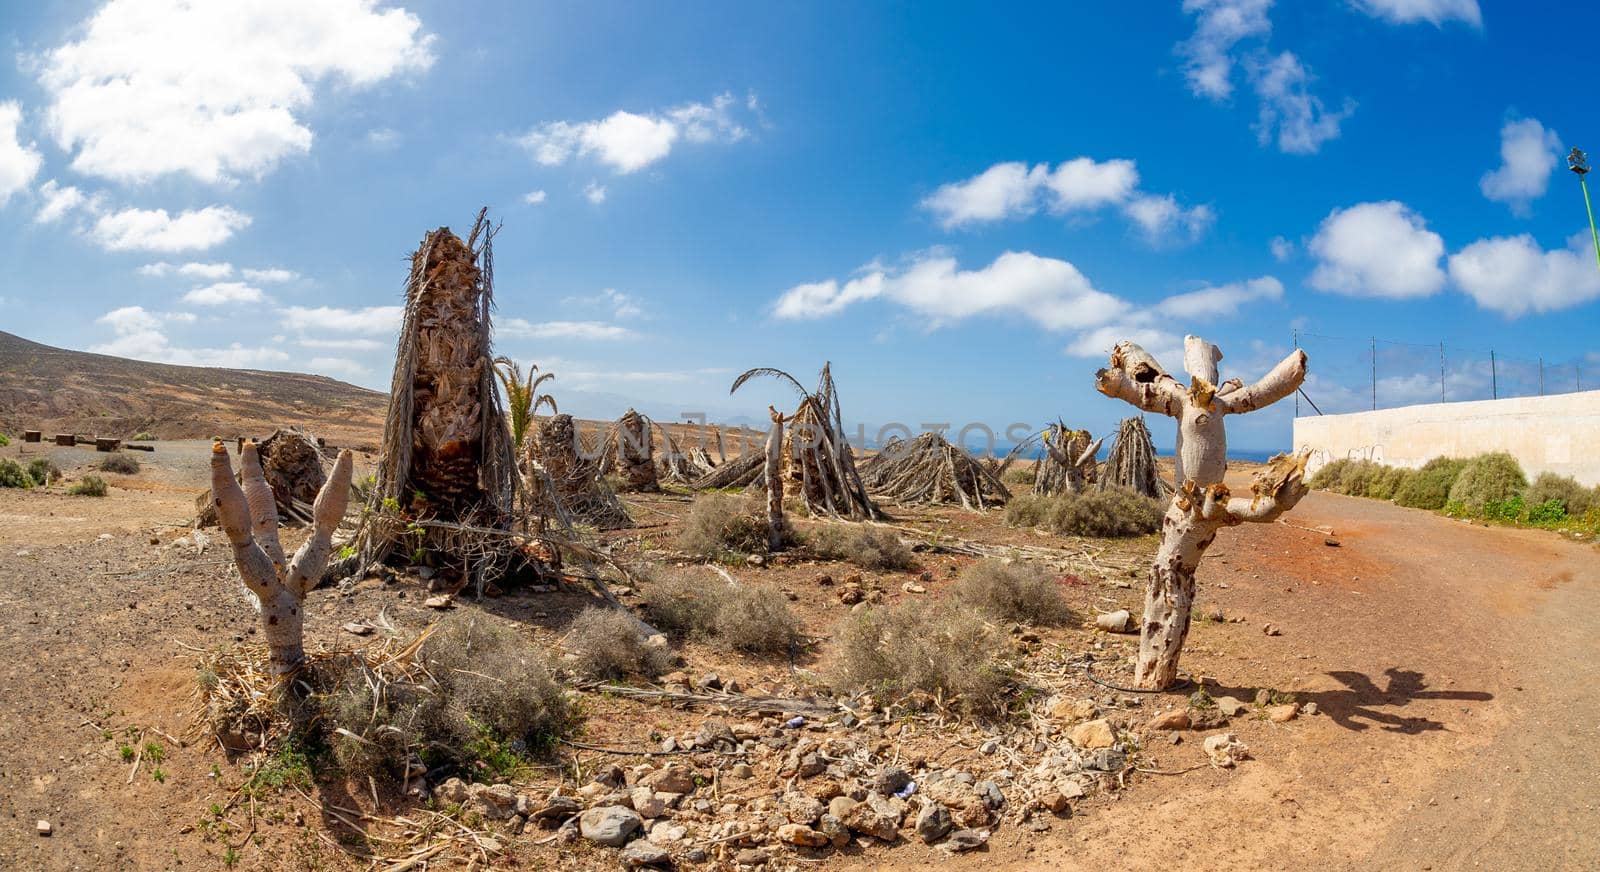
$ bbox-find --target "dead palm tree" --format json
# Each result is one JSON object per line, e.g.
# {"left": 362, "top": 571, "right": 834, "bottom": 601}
{"left": 730, "top": 362, "right": 879, "bottom": 520}
{"left": 493, "top": 356, "right": 557, "bottom": 450}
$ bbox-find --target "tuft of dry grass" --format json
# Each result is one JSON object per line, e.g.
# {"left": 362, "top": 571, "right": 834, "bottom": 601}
{"left": 677, "top": 493, "right": 769, "bottom": 558}
{"left": 562, "top": 607, "right": 674, "bottom": 680}
{"left": 831, "top": 601, "right": 1014, "bottom": 717}
{"left": 1004, "top": 487, "right": 1163, "bottom": 537}
{"left": 951, "top": 559, "right": 1072, "bottom": 625}
{"left": 68, "top": 476, "right": 108, "bottom": 497}
{"left": 642, "top": 568, "right": 802, "bottom": 655}
{"left": 99, "top": 454, "right": 141, "bottom": 474}
{"left": 805, "top": 524, "right": 915, "bottom": 571}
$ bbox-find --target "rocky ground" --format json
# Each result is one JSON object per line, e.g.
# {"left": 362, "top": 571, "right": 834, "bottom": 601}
{"left": 0, "top": 439, "right": 1596, "bottom": 871}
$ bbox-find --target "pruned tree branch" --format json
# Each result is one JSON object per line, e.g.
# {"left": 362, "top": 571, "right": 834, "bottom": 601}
{"left": 1217, "top": 348, "right": 1308, "bottom": 415}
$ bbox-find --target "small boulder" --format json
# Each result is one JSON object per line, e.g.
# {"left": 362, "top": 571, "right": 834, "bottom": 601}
{"left": 782, "top": 792, "right": 826, "bottom": 825}
{"left": 621, "top": 839, "right": 671, "bottom": 867}
{"left": 1267, "top": 703, "right": 1300, "bottom": 723}
{"left": 1095, "top": 610, "right": 1133, "bottom": 633}
{"left": 1148, "top": 709, "right": 1191, "bottom": 731}
{"left": 1203, "top": 733, "right": 1250, "bottom": 768}
{"left": 1048, "top": 698, "right": 1099, "bottom": 723}
{"left": 914, "top": 801, "right": 952, "bottom": 843}
{"left": 578, "top": 806, "right": 642, "bottom": 847}
{"left": 643, "top": 765, "right": 697, "bottom": 795}
{"left": 631, "top": 787, "right": 667, "bottom": 819}
{"left": 1214, "top": 696, "right": 1248, "bottom": 717}
{"left": 1069, "top": 719, "right": 1116, "bottom": 750}
{"left": 869, "top": 766, "right": 912, "bottom": 797}
{"left": 941, "top": 828, "right": 988, "bottom": 853}
{"left": 777, "top": 823, "right": 831, "bottom": 848}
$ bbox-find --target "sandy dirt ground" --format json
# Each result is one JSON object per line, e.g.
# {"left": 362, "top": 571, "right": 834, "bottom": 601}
{"left": 0, "top": 442, "right": 1595, "bottom": 871}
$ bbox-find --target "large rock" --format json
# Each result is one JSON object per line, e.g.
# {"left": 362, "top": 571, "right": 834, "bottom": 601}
{"left": 1069, "top": 719, "right": 1117, "bottom": 749}
{"left": 578, "top": 806, "right": 642, "bottom": 847}
{"left": 642, "top": 765, "right": 696, "bottom": 795}
{"left": 631, "top": 787, "right": 667, "bottom": 819}
{"left": 870, "top": 765, "right": 912, "bottom": 796}
{"left": 1095, "top": 610, "right": 1133, "bottom": 633}
{"left": 1048, "top": 698, "right": 1099, "bottom": 723}
{"left": 1148, "top": 709, "right": 1191, "bottom": 731}
{"left": 914, "top": 802, "right": 952, "bottom": 843}
{"left": 841, "top": 797, "right": 901, "bottom": 842}
{"left": 1214, "top": 696, "right": 1248, "bottom": 717}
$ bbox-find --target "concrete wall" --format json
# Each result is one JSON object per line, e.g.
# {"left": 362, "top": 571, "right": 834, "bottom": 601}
{"left": 1293, "top": 390, "right": 1600, "bottom": 487}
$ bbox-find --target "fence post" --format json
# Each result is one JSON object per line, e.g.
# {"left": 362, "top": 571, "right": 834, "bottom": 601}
{"left": 1439, "top": 342, "right": 1446, "bottom": 403}
{"left": 1490, "top": 350, "right": 1497, "bottom": 399}
{"left": 1370, "top": 337, "right": 1377, "bottom": 411}
{"left": 1539, "top": 357, "right": 1545, "bottom": 395}
{"left": 1292, "top": 329, "right": 1300, "bottom": 417}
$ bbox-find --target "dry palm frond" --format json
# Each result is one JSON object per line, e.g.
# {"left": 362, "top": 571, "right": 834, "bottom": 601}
{"left": 858, "top": 431, "right": 1011, "bottom": 510}
{"left": 1033, "top": 422, "right": 1101, "bottom": 497}
{"left": 1099, "top": 415, "right": 1169, "bottom": 499}
{"left": 194, "top": 427, "right": 330, "bottom": 527}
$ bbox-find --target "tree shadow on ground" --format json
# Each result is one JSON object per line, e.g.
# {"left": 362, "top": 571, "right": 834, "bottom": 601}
{"left": 1213, "top": 668, "right": 1492, "bottom": 734}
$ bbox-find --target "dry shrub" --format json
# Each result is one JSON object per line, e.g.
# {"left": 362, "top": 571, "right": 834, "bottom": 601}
{"left": 1525, "top": 473, "right": 1599, "bottom": 517}
{"left": 1001, "top": 465, "right": 1036, "bottom": 486}
{"left": 1393, "top": 457, "right": 1466, "bottom": 510}
{"left": 1309, "top": 458, "right": 1351, "bottom": 491}
{"left": 321, "top": 613, "right": 576, "bottom": 781}
{"left": 643, "top": 568, "right": 802, "bottom": 655}
{"left": 1005, "top": 488, "right": 1162, "bottom": 537}
{"left": 99, "top": 454, "right": 141, "bottom": 474}
{"left": 563, "top": 607, "right": 673, "bottom": 680}
{"left": 1365, "top": 465, "right": 1409, "bottom": 501}
{"left": 806, "top": 524, "right": 915, "bottom": 571}
{"left": 1448, "top": 452, "right": 1527, "bottom": 512}
{"left": 952, "top": 559, "right": 1072, "bottom": 625}
{"left": 0, "top": 459, "right": 31, "bottom": 489}
{"left": 27, "top": 458, "right": 60, "bottom": 485}
{"left": 68, "top": 476, "right": 108, "bottom": 497}
{"left": 678, "top": 493, "right": 769, "bottom": 558}
{"left": 832, "top": 601, "right": 1013, "bottom": 717}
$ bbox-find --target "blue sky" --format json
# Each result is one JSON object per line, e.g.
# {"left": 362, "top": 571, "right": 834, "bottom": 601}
{"left": 1, "top": 0, "right": 1596, "bottom": 452}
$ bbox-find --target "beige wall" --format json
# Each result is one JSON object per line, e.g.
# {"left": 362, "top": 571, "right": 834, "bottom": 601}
{"left": 1293, "top": 390, "right": 1600, "bottom": 487}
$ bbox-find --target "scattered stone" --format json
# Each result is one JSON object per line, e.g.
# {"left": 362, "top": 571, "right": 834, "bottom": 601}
{"left": 1267, "top": 703, "right": 1300, "bottom": 723}
{"left": 695, "top": 720, "right": 737, "bottom": 750}
{"left": 976, "top": 781, "right": 1004, "bottom": 810}
{"left": 631, "top": 787, "right": 667, "bottom": 819}
{"left": 1214, "top": 696, "right": 1248, "bottom": 717}
{"left": 1206, "top": 606, "right": 1227, "bottom": 622}
{"left": 734, "top": 847, "right": 767, "bottom": 865}
{"left": 1095, "top": 609, "right": 1133, "bottom": 633}
{"left": 647, "top": 821, "right": 687, "bottom": 844}
{"left": 341, "top": 621, "right": 373, "bottom": 636}
{"left": 1324, "top": 537, "right": 1340, "bottom": 547}
{"left": 1302, "top": 701, "right": 1319, "bottom": 716}
{"left": 915, "top": 801, "right": 952, "bottom": 843}
{"left": 1262, "top": 623, "right": 1282, "bottom": 636}
{"left": 423, "top": 594, "right": 454, "bottom": 609}
{"left": 1048, "top": 697, "right": 1098, "bottom": 722}
{"left": 841, "top": 797, "right": 900, "bottom": 841}
{"left": 36, "top": 820, "right": 51, "bottom": 836}
{"left": 777, "top": 823, "right": 831, "bottom": 848}
{"left": 1203, "top": 733, "right": 1250, "bottom": 768}
{"left": 782, "top": 792, "right": 826, "bottom": 825}
{"left": 643, "top": 765, "right": 696, "bottom": 795}
{"left": 839, "top": 589, "right": 863, "bottom": 605}
{"left": 941, "top": 828, "right": 988, "bottom": 852}
{"left": 1254, "top": 688, "right": 1273, "bottom": 706}
{"left": 870, "top": 766, "right": 912, "bottom": 796}
{"left": 731, "top": 763, "right": 754, "bottom": 779}
{"left": 578, "top": 806, "right": 642, "bottom": 847}
{"left": 1188, "top": 707, "right": 1229, "bottom": 730}
{"left": 621, "top": 840, "right": 670, "bottom": 867}
{"left": 1084, "top": 747, "right": 1126, "bottom": 772}
{"left": 816, "top": 573, "right": 834, "bottom": 586}
{"left": 901, "top": 581, "right": 927, "bottom": 594}
{"left": 1148, "top": 709, "right": 1191, "bottom": 731}
{"left": 818, "top": 813, "right": 851, "bottom": 848}
{"left": 1069, "top": 719, "right": 1116, "bottom": 749}
{"left": 827, "top": 796, "right": 857, "bottom": 820}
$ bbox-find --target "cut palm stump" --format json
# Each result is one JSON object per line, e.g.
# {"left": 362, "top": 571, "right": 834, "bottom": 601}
{"left": 1096, "top": 335, "right": 1310, "bottom": 690}
{"left": 195, "top": 427, "right": 330, "bottom": 527}
{"left": 211, "top": 439, "right": 352, "bottom": 678}
{"left": 524, "top": 413, "right": 631, "bottom": 530}
{"left": 1032, "top": 422, "right": 1100, "bottom": 496}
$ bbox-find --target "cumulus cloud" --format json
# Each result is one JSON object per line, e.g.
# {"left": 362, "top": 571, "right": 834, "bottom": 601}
{"left": 91, "top": 205, "right": 251, "bottom": 252}
{"left": 517, "top": 92, "right": 753, "bottom": 174}
{"left": 584, "top": 181, "right": 607, "bottom": 204}
{"left": 297, "top": 336, "right": 384, "bottom": 351}
{"left": 1480, "top": 117, "right": 1561, "bottom": 215}
{"left": 1270, "top": 235, "right": 1294, "bottom": 261}
{"left": 34, "top": 179, "right": 86, "bottom": 223}
{"left": 1448, "top": 231, "right": 1600, "bottom": 317}
{"left": 37, "top": 0, "right": 433, "bottom": 185}
{"left": 1309, "top": 201, "right": 1445, "bottom": 298}
{"left": 280, "top": 304, "right": 402, "bottom": 333}
{"left": 0, "top": 101, "right": 43, "bottom": 204}
{"left": 1176, "top": 0, "right": 1272, "bottom": 101}
{"left": 523, "top": 189, "right": 546, "bottom": 205}
{"left": 1064, "top": 323, "right": 1184, "bottom": 369}
{"left": 563, "top": 288, "right": 644, "bottom": 319}
{"left": 772, "top": 250, "right": 1127, "bottom": 333}
{"left": 1250, "top": 52, "right": 1356, "bottom": 155}
{"left": 241, "top": 267, "right": 297, "bottom": 283}
{"left": 1351, "top": 0, "right": 1481, "bottom": 27}
{"left": 91, "top": 303, "right": 288, "bottom": 367}
{"left": 139, "top": 261, "right": 233, "bottom": 279}
{"left": 499, "top": 318, "right": 635, "bottom": 340}
{"left": 182, "top": 281, "right": 265, "bottom": 305}
{"left": 920, "top": 157, "right": 1210, "bottom": 243}
{"left": 307, "top": 356, "right": 368, "bottom": 377}
{"left": 1156, "top": 276, "right": 1283, "bottom": 318}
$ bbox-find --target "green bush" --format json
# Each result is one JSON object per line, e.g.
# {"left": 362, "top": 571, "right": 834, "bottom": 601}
{"left": 1448, "top": 452, "right": 1527, "bottom": 513}
{"left": 1526, "top": 499, "right": 1568, "bottom": 525}
{"left": 1309, "top": 458, "right": 1352, "bottom": 491}
{"left": 69, "top": 476, "right": 108, "bottom": 497}
{"left": 951, "top": 559, "right": 1072, "bottom": 626}
{"left": 1045, "top": 487, "right": 1163, "bottom": 537}
{"left": 832, "top": 601, "right": 1014, "bottom": 717}
{"left": 1393, "top": 457, "right": 1466, "bottom": 510}
{"left": 805, "top": 524, "right": 916, "bottom": 571}
{"left": 0, "top": 433, "right": 9, "bottom": 447}
{"left": 26, "top": 458, "right": 60, "bottom": 485}
{"left": 1001, "top": 465, "right": 1036, "bottom": 486}
{"left": 1365, "top": 465, "right": 1409, "bottom": 501}
{"left": 1526, "top": 473, "right": 1599, "bottom": 517}
{"left": 132, "top": 431, "right": 157, "bottom": 441}
{"left": 0, "top": 458, "right": 32, "bottom": 489}
{"left": 99, "top": 454, "right": 141, "bottom": 474}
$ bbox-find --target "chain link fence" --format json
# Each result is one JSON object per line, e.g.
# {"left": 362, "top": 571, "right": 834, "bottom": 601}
{"left": 1292, "top": 331, "right": 1590, "bottom": 417}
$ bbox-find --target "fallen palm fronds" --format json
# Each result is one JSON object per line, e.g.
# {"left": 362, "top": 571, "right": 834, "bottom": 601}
{"left": 730, "top": 362, "right": 880, "bottom": 519}
{"left": 858, "top": 431, "right": 1010, "bottom": 510}
{"left": 523, "top": 413, "right": 631, "bottom": 529}
{"left": 1099, "top": 416, "right": 1169, "bottom": 499}
{"left": 1033, "top": 422, "right": 1102, "bottom": 497}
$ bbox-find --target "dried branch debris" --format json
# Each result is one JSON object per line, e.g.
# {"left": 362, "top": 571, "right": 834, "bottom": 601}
{"left": 859, "top": 431, "right": 1011, "bottom": 510}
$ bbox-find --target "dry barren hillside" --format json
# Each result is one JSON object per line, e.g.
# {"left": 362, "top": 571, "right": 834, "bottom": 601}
{"left": 0, "top": 330, "right": 387, "bottom": 445}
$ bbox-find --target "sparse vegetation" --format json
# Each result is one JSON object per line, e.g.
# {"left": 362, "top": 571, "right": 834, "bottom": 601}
{"left": 1525, "top": 472, "right": 1599, "bottom": 517}
{"left": 0, "top": 433, "right": 9, "bottom": 446}
{"left": 99, "top": 453, "right": 142, "bottom": 474}
{"left": 1001, "top": 465, "right": 1036, "bottom": 486}
{"left": 1004, "top": 487, "right": 1163, "bottom": 537}
{"left": 133, "top": 431, "right": 156, "bottom": 441}
{"left": 951, "top": 559, "right": 1072, "bottom": 625}
{"left": 1393, "top": 457, "right": 1467, "bottom": 510}
{"left": 0, "top": 458, "right": 31, "bottom": 489}
{"left": 642, "top": 568, "right": 803, "bottom": 655}
{"left": 1448, "top": 452, "right": 1527, "bottom": 513}
{"left": 678, "top": 493, "right": 769, "bottom": 559}
{"left": 562, "top": 607, "right": 673, "bottom": 679}
{"left": 832, "top": 601, "right": 1015, "bottom": 717}
{"left": 68, "top": 476, "right": 108, "bottom": 496}
{"left": 27, "top": 458, "right": 60, "bottom": 485}
{"left": 805, "top": 523, "right": 916, "bottom": 571}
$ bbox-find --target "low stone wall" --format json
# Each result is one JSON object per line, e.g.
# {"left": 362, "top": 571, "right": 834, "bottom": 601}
{"left": 1293, "top": 390, "right": 1600, "bottom": 486}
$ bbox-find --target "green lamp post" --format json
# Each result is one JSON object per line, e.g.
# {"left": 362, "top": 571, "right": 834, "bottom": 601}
{"left": 1569, "top": 147, "right": 1600, "bottom": 273}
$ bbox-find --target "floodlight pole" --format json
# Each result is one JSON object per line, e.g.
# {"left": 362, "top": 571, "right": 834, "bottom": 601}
{"left": 1570, "top": 148, "right": 1600, "bottom": 273}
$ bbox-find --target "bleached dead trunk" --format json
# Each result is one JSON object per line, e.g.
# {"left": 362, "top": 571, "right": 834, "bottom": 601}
{"left": 765, "top": 406, "right": 788, "bottom": 551}
{"left": 210, "top": 440, "right": 353, "bottom": 677}
{"left": 1096, "top": 335, "right": 1310, "bottom": 689}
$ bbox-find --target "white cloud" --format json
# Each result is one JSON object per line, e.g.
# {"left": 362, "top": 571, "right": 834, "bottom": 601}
{"left": 523, "top": 189, "right": 547, "bottom": 205}
{"left": 1156, "top": 275, "right": 1283, "bottom": 318}
{"left": 98, "top": 304, "right": 161, "bottom": 334}
{"left": 241, "top": 267, "right": 297, "bottom": 282}
{"left": 773, "top": 250, "right": 1127, "bottom": 333}
{"left": 34, "top": 179, "right": 86, "bottom": 223}
{"left": 584, "top": 181, "right": 607, "bottom": 204}
{"left": 1250, "top": 52, "right": 1355, "bottom": 154}
{"left": 1270, "top": 235, "right": 1294, "bottom": 261}
{"left": 137, "top": 261, "right": 235, "bottom": 279}
{"left": 1309, "top": 201, "right": 1445, "bottom": 298}
{"left": 0, "top": 101, "right": 43, "bottom": 204}
{"left": 1448, "top": 231, "right": 1600, "bottom": 317}
{"left": 499, "top": 318, "right": 635, "bottom": 340}
{"left": 38, "top": 0, "right": 435, "bottom": 184}
{"left": 1123, "top": 195, "right": 1216, "bottom": 243}
{"left": 1351, "top": 0, "right": 1481, "bottom": 27}
{"left": 920, "top": 157, "right": 1208, "bottom": 243}
{"left": 91, "top": 303, "right": 286, "bottom": 367}
{"left": 182, "top": 281, "right": 265, "bottom": 305}
{"left": 1176, "top": 0, "right": 1273, "bottom": 100}
{"left": 365, "top": 127, "right": 401, "bottom": 150}
{"left": 518, "top": 92, "right": 753, "bottom": 175}
{"left": 280, "top": 304, "right": 402, "bottom": 333}
{"left": 307, "top": 356, "right": 368, "bottom": 377}
{"left": 1065, "top": 323, "right": 1184, "bottom": 369}
{"left": 564, "top": 288, "right": 644, "bottom": 319}
{"left": 1480, "top": 117, "right": 1561, "bottom": 215}
{"left": 297, "top": 336, "right": 384, "bottom": 351}
{"left": 92, "top": 205, "right": 251, "bottom": 252}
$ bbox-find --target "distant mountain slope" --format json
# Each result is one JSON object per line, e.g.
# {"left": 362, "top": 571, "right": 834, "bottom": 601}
{"left": 0, "top": 330, "right": 387, "bottom": 443}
